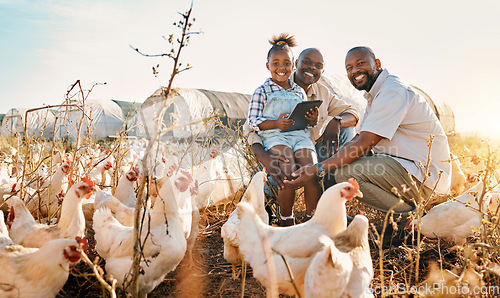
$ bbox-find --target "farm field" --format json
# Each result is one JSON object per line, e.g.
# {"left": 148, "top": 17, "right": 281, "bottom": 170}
{"left": 0, "top": 130, "right": 497, "bottom": 297}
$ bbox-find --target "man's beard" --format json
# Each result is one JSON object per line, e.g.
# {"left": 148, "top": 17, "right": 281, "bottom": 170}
{"left": 350, "top": 70, "right": 379, "bottom": 91}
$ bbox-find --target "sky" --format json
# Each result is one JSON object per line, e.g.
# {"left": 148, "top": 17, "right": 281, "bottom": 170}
{"left": 1, "top": 0, "right": 499, "bottom": 137}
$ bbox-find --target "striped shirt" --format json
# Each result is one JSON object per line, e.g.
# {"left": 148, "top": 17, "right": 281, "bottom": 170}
{"left": 247, "top": 78, "right": 307, "bottom": 131}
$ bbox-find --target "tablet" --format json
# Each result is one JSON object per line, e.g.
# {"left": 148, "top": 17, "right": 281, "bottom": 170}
{"left": 281, "top": 100, "right": 323, "bottom": 132}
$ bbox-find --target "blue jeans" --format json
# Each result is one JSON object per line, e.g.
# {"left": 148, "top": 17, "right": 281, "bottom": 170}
{"left": 263, "top": 126, "right": 356, "bottom": 197}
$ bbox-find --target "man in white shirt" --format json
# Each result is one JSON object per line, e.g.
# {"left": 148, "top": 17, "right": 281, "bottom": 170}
{"left": 286, "top": 46, "right": 451, "bottom": 216}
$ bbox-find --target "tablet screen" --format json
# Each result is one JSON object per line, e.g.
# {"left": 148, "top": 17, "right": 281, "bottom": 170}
{"left": 281, "top": 100, "right": 323, "bottom": 132}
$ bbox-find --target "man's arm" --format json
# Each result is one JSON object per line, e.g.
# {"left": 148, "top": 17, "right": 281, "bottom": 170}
{"left": 338, "top": 112, "right": 357, "bottom": 128}
{"left": 315, "top": 112, "right": 359, "bottom": 154}
{"left": 285, "top": 131, "right": 383, "bottom": 188}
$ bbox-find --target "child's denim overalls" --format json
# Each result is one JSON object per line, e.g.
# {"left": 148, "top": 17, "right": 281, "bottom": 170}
{"left": 258, "top": 85, "right": 315, "bottom": 152}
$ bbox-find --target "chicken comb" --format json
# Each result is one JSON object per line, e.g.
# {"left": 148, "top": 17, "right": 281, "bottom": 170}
{"left": 81, "top": 176, "right": 94, "bottom": 187}
{"left": 8, "top": 206, "right": 15, "bottom": 224}
{"left": 11, "top": 183, "right": 17, "bottom": 193}
{"left": 76, "top": 236, "right": 89, "bottom": 253}
{"left": 132, "top": 166, "right": 139, "bottom": 174}
{"left": 180, "top": 169, "right": 193, "bottom": 182}
{"left": 405, "top": 218, "right": 414, "bottom": 231}
{"left": 209, "top": 149, "right": 219, "bottom": 159}
{"left": 348, "top": 178, "right": 359, "bottom": 190}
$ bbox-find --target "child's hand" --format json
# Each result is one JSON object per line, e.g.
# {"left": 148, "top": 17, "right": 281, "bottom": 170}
{"left": 305, "top": 107, "right": 319, "bottom": 126}
{"left": 276, "top": 113, "right": 294, "bottom": 130}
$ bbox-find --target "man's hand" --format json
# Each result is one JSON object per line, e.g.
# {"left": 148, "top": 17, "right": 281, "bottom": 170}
{"left": 315, "top": 118, "right": 341, "bottom": 156}
{"left": 284, "top": 164, "right": 318, "bottom": 189}
{"left": 275, "top": 113, "right": 294, "bottom": 130}
{"left": 251, "top": 143, "right": 289, "bottom": 190}
{"left": 305, "top": 107, "right": 319, "bottom": 126}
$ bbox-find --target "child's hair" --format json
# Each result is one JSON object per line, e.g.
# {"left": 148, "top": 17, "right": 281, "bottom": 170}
{"left": 267, "top": 33, "right": 296, "bottom": 60}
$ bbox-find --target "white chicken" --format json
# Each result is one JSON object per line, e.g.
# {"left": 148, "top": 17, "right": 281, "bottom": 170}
{"left": 192, "top": 148, "right": 249, "bottom": 211}
{"left": 0, "top": 210, "right": 16, "bottom": 246}
{"left": 332, "top": 214, "right": 373, "bottom": 298}
{"left": 304, "top": 235, "right": 353, "bottom": 298}
{"left": 304, "top": 214, "right": 373, "bottom": 298}
{"left": 89, "top": 159, "right": 113, "bottom": 187}
{"left": 0, "top": 182, "right": 21, "bottom": 213}
{"left": 7, "top": 177, "right": 96, "bottom": 248}
{"left": 51, "top": 147, "right": 64, "bottom": 166}
{"left": 92, "top": 170, "right": 194, "bottom": 294}
{"left": 409, "top": 181, "right": 492, "bottom": 245}
{"left": 114, "top": 166, "right": 139, "bottom": 207}
{"left": 95, "top": 169, "right": 198, "bottom": 233}
{"left": 221, "top": 170, "right": 268, "bottom": 278}
{"left": 25, "top": 159, "right": 71, "bottom": 218}
{"left": 0, "top": 162, "right": 12, "bottom": 181}
{"left": 94, "top": 190, "right": 137, "bottom": 226}
{"left": 235, "top": 179, "right": 362, "bottom": 296}
{"left": 171, "top": 170, "right": 199, "bottom": 262}
{"left": 0, "top": 238, "right": 83, "bottom": 298}
{"left": 0, "top": 210, "right": 84, "bottom": 298}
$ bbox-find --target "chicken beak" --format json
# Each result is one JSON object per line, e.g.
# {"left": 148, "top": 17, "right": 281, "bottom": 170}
{"left": 354, "top": 189, "right": 363, "bottom": 198}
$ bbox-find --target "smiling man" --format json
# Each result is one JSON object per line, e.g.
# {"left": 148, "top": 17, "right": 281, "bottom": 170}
{"left": 286, "top": 46, "right": 451, "bottom": 222}
{"left": 246, "top": 48, "right": 360, "bottom": 191}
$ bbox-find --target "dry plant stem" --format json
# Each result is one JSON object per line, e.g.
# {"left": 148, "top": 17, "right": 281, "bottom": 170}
{"left": 411, "top": 135, "right": 440, "bottom": 284}
{"left": 374, "top": 200, "right": 403, "bottom": 298}
{"left": 275, "top": 251, "right": 300, "bottom": 298}
{"left": 66, "top": 81, "right": 86, "bottom": 187}
{"left": 417, "top": 135, "right": 435, "bottom": 195}
{"left": 240, "top": 261, "right": 246, "bottom": 298}
{"left": 129, "top": 4, "right": 197, "bottom": 297}
{"left": 79, "top": 253, "right": 117, "bottom": 298}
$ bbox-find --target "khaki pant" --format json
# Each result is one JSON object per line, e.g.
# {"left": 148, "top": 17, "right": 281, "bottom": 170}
{"left": 334, "top": 155, "right": 432, "bottom": 214}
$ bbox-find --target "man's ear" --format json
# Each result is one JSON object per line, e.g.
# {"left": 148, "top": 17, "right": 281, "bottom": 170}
{"left": 375, "top": 59, "right": 382, "bottom": 71}
{"left": 266, "top": 61, "right": 270, "bottom": 71}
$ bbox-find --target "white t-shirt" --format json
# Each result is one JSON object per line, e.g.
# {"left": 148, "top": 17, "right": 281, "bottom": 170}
{"left": 359, "top": 69, "right": 451, "bottom": 195}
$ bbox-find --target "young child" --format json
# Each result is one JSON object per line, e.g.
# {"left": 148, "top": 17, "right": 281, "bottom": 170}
{"left": 247, "top": 33, "right": 322, "bottom": 226}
